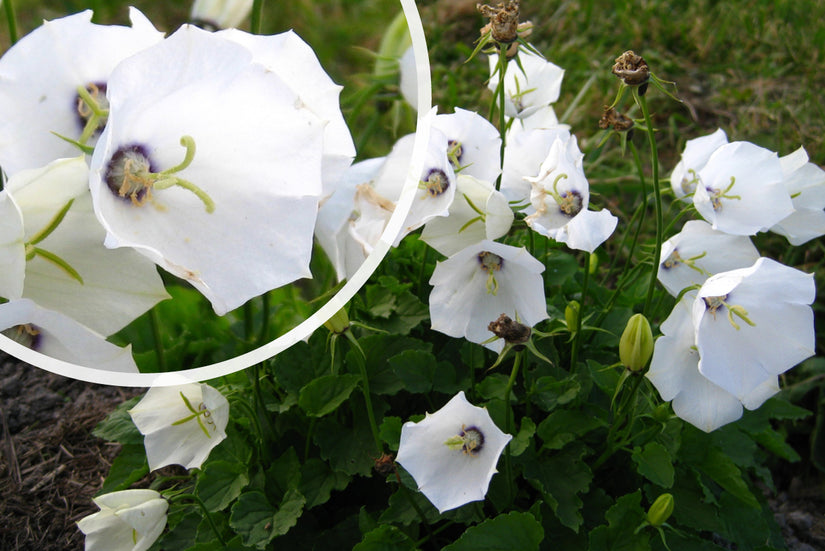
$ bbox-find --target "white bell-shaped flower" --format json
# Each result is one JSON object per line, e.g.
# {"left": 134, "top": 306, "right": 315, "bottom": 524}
{"left": 669, "top": 128, "right": 728, "bottom": 200}
{"left": 432, "top": 108, "right": 502, "bottom": 183}
{"left": 770, "top": 146, "right": 825, "bottom": 245}
{"left": 420, "top": 174, "right": 513, "bottom": 257}
{"left": 77, "top": 489, "right": 167, "bottom": 551}
{"left": 525, "top": 135, "right": 617, "bottom": 252}
{"left": 396, "top": 391, "right": 512, "bottom": 513}
{"left": 647, "top": 298, "right": 779, "bottom": 432}
{"left": 657, "top": 220, "right": 759, "bottom": 297}
{"left": 487, "top": 48, "right": 564, "bottom": 119}
{"left": 0, "top": 299, "right": 137, "bottom": 373}
{"left": 500, "top": 125, "right": 571, "bottom": 205}
{"left": 429, "top": 240, "right": 547, "bottom": 352}
{"left": 129, "top": 382, "right": 229, "bottom": 471}
{"left": 693, "top": 258, "right": 815, "bottom": 401}
{"left": 0, "top": 9, "right": 163, "bottom": 175}
{"left": 89, "top": 26, "right": 334, "bottom": 315}
{"left": 693, "top": 141, "right": 793, "bottom": 235}
{"left": 0, "top": 157, "right": 169, "bottom": 336}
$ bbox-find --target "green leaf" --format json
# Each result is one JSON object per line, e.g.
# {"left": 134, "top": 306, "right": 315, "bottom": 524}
{"left": 354, "top": 335, "right": 431, "bottom": 396}
{"left": 441, "top": 511, "right": 543, "bottom": 551}
{"left": 521, "top": 444, "right": 592, "bottom": 532}
{"left": 631, "top": 442, "right": 674, "bottom": 488}
{"left": 353, "top": 524, "right": 418, "bottom": 551}
{"left": 379, "top": 487, "right": 439, "bottom": 526}
{"left": 300, "top": 458, "right": 350, "bottom": 510}
{"left": 379, "top": 416, "right": 403, "bottom": 451}
{"left": 229, "top": 489, "right": 306, "bottom": 549}
{"left": 588, "top": 491, "right": 650, "bottom": 551}
{"left": 543, "top": 251, "right": 579, "bottom": 286}
{"left": 510, "top": 417, "right": 536, "bottom": 457}
{"left": 92, "top": 395, "right": 143, "bottom": 445}
{"left": 97, "top": 444, "right": 148, "bottom": 495}
{"left": 298, "top": 374, "right": 361, "bottom": 417}
{"left": 536, "top": 408, "right": 605, "bottom": 450}
{"left": 389, "top": 349, "right": 437, "bottom": 393}
{"left": 196, "top": 460, "right": 249, "bottom": 512}
{"left": 530, "top": 375, "right": 582, "bottom": 411}
{"left": 475, "top": 373, "right": 511, "bottom": 401}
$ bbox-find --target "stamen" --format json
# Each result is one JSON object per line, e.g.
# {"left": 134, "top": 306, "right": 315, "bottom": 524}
{"left": 706, "top": 176, "right": 741, "bottom": 212}
{"left": 2, "top": 324, "right": 42, "bottom": 350}
{"left": 421, "top": 168, "right": 450, "bottom": 197}
{"left": 478, "top": 251, "right": 503, "bottom": 296}
{"left": 447, "top": 140, "right": 464, "bottom": 170}
{"left": 75, "top": 82, "right": 109, "bottom": 144}
{"left": 443, "top": 424, "right": 486, "bottom": 455}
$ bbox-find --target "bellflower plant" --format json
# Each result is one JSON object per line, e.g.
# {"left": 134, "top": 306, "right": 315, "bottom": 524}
{"left": 128, "top": 382, "right": 229, "bottom": 471}
{"left": 77, "top": 489, "right": 168, "bottom": 551}
{"left": 770, "top": 146, "right": 825, "bottom": 245}
{"left": 487, "top": 48, "right": 564, "bottom": 119}
{"left": 396, "top": 391, "right": 512, "bottom": 513}
{"left": 669, "top": 128, "right": 728, "bottom": 200}
{"left": 0, "top": 8, "right": 163, "bottom": 175}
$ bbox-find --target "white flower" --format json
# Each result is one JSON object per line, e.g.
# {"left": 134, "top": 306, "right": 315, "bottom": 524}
{"left": 432, "top": 108, "right": 501, "bottom": 183}
{"left": 429, "top": 240, "right": 547, "bottom": 352}
{"left": 0, "top": 157, "right": 169, "bottom": 336}
{"left": 693, "top": 141, "right": 793, "bottom": 235}
{"left": 77, "top": 489, "right": 167, "bottom": 551}
{"left": 693, "top": 258, "right": 815, "bottom": 402}
{"left": 129, "top": 382, "right": 229, "bottom": 471}
{"left": 487, "top": 48, "right": 564, "bottom": 119}
{"left": 647, "top": 298, "right": 779, "bottom": 432}
{"left": 0, "top": 9, "right": 163, "bottom": 175}
{"left": 501, "top": 126, "right": 571, "bottom": 204}
{"left": 657, "top": 220, "right": 759, "bottom": 297}
{"left": 395, "top": 391, "right": 512, "bottom": 513}
{"left": 316, "top": 158, "right": 386, "bottom": 281}
{"left": 525, "top": 135, "right": 617, "bottom": 252}
{"left": 88, "top": 25, "right": 335, "bottom": 315}
{"left": 420, "top": 174, "right": 513, "bottom": 257}
{"left": 770, "top": 146, "right": 825, "bottom": 245}
{"left": 669, "top": 128, "right": 728, "bottom": 200}
{"left": 190, "top": 0, "right": 253, "bottom": 29}
{"left": 0, "top": 298, "right": 138, "bottom": 373}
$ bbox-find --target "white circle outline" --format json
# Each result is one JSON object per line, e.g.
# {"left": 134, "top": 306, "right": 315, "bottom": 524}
{"left": 0, "top": 0, "right": 432, "bottom": 387}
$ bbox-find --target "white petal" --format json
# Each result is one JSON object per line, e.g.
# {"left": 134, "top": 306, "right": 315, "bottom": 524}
{"left": 488, "top": 49, "right": 564, "bottom": 119}
{"left": 552, "top": 208, "right": 618, "bottom": 253}
{"left": 0, "top": 191, "right": 25, "bottom": 300}
{"left": 432, "top": 108, "right": 501, "bottom": 183}
{"left": 669, "top": 128, "right": 727, "bottom": 199}
{"left": 501, "top": 126, "right": 571, "bottom": 204}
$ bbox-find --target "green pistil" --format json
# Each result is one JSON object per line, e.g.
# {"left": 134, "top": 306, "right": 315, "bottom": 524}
{"left": 171, "top": 391, "right": 215, "bottom": 438}
{"left": 703, "top": 294, "right": 756, "bottom": 330}
{"left": 681, "top": 168, "right": 700, "bottom": 195}
{"left": 708, "top": 176, "right": 741, "bottom": 212}
{"left": 24, "top": 198, "right": 83, "bottom": 284}
{"left": 478, "top": 251, "right": 503, "bottom": 295}
{"left": 76, "top": 84, "right": 109, "bottom": 145}
{"left": 662, "top": 249, "right": 708, "bottom": 275}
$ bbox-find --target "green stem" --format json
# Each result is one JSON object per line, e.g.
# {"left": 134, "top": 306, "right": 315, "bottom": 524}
{"left": 149, "top": 308, "right": 166, "bottom": 372}
{"left": 345, "top": 332, "right": 383, "bottom": 454}
{"left": 168, "top": 494, "right": 226, "bottom": 547}
{"left": 503, "top": 351, "right": 522, "bottom": 503}
{"left": 232, "top": 397, "right": 263, "bottom": 445}
{"left": 570, "top": 252, "right": 591, "bottom": 370}
{"left": 3, "top": 0, "right": 18, "bottom": 45}
{"left": 637, "top": 91, "right": 663, "bottom": 318}
{"left": 495, "top": 42, "right": 508, "bottom": 191}
{"left": 250, "top": 0, "right": 265, "bottom": 34}
{"left": 256, "top": 292, "right": 271, "bottom": 347}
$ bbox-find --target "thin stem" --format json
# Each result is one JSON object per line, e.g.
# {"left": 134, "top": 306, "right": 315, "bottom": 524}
{"left": 232, "top": 397, "right": 263, "bottom": 445}
{"left": 250, "top": 0, "right": 265, "bottom": 34}
{"left": 345, "top": 332, "right": 383, "bottom": 454}
{"left": 570, "top": 252, "right": 591, "bottom": 370}
{"left": 496, "top": 42, "right": 508, "bottom": 191}
{"left": 256, "top": 292, "right": 271, "bottom": 347}
{"left": 503, "top": 351, "right": 522, "bottom": 503}
{"left": 637, "top": 91, "right": 663, "bottom": 317}
{"left": 167, "top": 494, "right": 226, "bottom": 547}
{"left": 149, "top": 308, "right": 166, "bottom": 372}
{"left": 3, "top": 0, "right": 18, "bottom": 45}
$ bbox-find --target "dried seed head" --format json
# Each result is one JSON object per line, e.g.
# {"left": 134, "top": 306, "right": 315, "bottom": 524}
{"left": 612, "top": 50, "right": 650, "bottom": 87}
{"left": 488, "top": 313, "right": 531, "bottom": 344}
{"left": 477, "top": 1, "right": 520, "bottom": 43}
{"left": 598, "top": 106, "right": 634, "bottom": 132}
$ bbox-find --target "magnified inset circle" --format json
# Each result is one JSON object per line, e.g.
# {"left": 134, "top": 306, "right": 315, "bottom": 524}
{"left": 0, "top": 0, "right": 432, "bottom": 386}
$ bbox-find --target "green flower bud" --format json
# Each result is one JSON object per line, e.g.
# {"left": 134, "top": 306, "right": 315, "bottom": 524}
{"left": 565, "top": 300, "right": 580, "bottom": 331}
{"left": 588, "top": 252, "right": 599, "bottom": 275}
{"left": 647, "top": 493, "right": 674, "bottom": 526}
{"left": 619, "top": 313, "right": 653, "bottom": 372}
{"left": 324, "top": 307, "right": 350, "bottom": 334}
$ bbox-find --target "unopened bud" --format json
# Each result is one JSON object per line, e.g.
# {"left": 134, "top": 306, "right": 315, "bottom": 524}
{"left": 647, "top": 493, "right": 674, "bottom": 526}
{"left": 619, "top": 313, "right": 653, "bottom": 372}
{"left": 324, "top": 307, "right": 350, "bottom": 334}
{"left": 565, "top": 301, "right": 580, "bottom": 331}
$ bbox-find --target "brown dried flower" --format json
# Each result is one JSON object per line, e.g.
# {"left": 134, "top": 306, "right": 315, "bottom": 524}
{"left": 477, "top": 1, "right": 521, "bottom": 43}
{"left": 611, "top": 50, "right": 650, "bottom": 87}
{"left": 598, "top": 106, "right": 634, "bottom": 132}
{"left": 488, "top": 313, "right": 531, "bottom": 345}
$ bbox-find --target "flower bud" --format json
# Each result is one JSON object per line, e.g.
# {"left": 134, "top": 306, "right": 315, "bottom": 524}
{"left": 324, "top": 307, "right": 350, "bottom": 334}
{"left": 565, "top": 300, "right": 580, "bottom": 331}
{"left": 619, "top": 313, "right": 653, "bottom": 371}
{"left": 647, "top": 493, "right": 674, "bottom": 526}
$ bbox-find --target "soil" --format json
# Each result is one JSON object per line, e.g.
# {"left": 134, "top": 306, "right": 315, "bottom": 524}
{"left": 1, "top": 350, "right": 824, "bottom": 550}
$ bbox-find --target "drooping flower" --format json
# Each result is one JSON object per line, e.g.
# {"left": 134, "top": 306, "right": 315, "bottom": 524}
{"left": 0, "top": 156, "right": 169, "bottom": 336}
{"left": 0, "top": 298, "right": 138, "bottom": 373}
{"left": 693, "top": 257, "right": 815, "bottom": 402}
{"left": 500, "top": 125, "right": 571, "bottom": 204}
{"left": 88, "top": 25, "right": 338, "bottom": 315}
{"left": 524, "top": 135, "right": 617, "bottom": 252}
{"left": 487, "top": 48, "right": 564, "bottom": 119}
{"left": 429, "top": 240, "right": 547, "bottom": 351}
{"left": 128, "top": 382, "right": 229, "bottom": 471}
{"left": 432, "top": 108, "right": 502, "bottom": 183}
{"left": 77, "top": 489, "right": 167, "bottom": 551}
{"left": 770, "top": 146, "right": 825, "bottom": 245}
{"left": 669, "top": 128, "right": 728, "bottom": 200}
{"left": 190, "top": 0, "right": 253, "bottom": 30}
{"left": 647, "top": 297, "right": 780, "bottom": 432}
{"left": 420, "top": 174, "right": 513, "bottom": 257}
{"left": 395, "top": 391, "right": 512, "bottom": 513}
{"left": 657, "top": 220, "right": 759, "bottom": 298}
{"left": 0, "top": 9, "right": 163, "bottom": 175}
{"left": 692, "top": 141, "right": 793, "bottom": 235}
